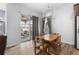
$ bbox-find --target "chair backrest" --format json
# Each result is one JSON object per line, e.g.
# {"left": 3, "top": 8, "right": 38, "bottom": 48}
{"left": 53, "top": 33, "right": 61, "bottom": 42}
{"left": 53, "top": 33, "right": 59, "bottom": 36}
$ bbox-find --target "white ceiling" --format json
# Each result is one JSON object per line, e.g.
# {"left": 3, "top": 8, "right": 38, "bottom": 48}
{"left": 23, "top": 3, "right": 66, "bottom": 13}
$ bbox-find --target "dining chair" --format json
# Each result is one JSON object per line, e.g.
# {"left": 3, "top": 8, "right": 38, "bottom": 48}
{"left": 34, "top": 33, "right": 50, "bottom": 55}
{"left": 49, "top": 33, "right": 61, "bottom": 55}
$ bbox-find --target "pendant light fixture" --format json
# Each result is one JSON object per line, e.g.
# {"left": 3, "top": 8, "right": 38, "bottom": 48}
{"left": 45, "top": 4, "right": 53, "bottom": 17}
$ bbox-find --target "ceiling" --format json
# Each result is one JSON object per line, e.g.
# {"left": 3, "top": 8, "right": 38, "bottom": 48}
{"left": 23, "top": 3, "right": 66, "bottom": 13}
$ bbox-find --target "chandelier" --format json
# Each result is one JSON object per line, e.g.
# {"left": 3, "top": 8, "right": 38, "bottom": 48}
{"left": 45, "top": 4, "right": 53, "bottom": 17}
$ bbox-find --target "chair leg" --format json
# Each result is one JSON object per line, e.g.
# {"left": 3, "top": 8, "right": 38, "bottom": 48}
{"left": 34, "top": 40, "right": 37, "bottom": 55}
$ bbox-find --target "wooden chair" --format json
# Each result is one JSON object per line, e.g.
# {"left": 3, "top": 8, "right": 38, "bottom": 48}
{"left": 49, "top": 33, "right": 61, "bottom": 55}
{"left": 34, "top": 34, "right": 50, "bottom": 55}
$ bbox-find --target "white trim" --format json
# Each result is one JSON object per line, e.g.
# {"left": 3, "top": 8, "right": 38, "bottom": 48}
{"left": 6, "top": 41, "right": 21, "bottom": 48}
{"left": 61, "top": 41, "right": 74, "bottom": 45}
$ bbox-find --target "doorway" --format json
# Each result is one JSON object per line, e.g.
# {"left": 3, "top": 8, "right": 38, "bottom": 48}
{"left": 20, "top": 15, "right": 33, "bottom": 42}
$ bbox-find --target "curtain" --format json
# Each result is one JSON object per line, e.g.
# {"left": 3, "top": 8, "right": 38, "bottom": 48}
{"left": 41, "top": 17, "right": 52, "bottom": 34}
{"left": 47, "top": 17, "right": 52, "bottom": 34}
{"left": 32, "top": 16, "right": 39, "bottom": 40}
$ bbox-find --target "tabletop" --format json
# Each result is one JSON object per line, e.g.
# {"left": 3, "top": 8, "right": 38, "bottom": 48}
{"left": 35, "top": 34, "right": 59, "bottom": 42}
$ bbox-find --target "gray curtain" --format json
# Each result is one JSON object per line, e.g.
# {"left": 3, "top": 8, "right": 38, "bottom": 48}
{"left": 41, "top": 18, "right": 45, "bottom": 34}
{"left": 32, "top": 16, "right": 39, "bottom": 40}
{"left": 47, "top": 17, "right": 52, "bottom": 34}
{"left": 41, "top": 17, "right": 52, "bottom": 34}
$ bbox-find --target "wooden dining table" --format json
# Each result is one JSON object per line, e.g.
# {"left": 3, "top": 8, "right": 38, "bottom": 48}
{"left": 35, "top": 34, "right": 59, "bottom": 42}
{"left": 35, "top": 34, "right": 60, "bottom": 55}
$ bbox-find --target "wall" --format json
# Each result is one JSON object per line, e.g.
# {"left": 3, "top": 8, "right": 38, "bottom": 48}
{"left": 7, "top": 4, "right": 40, "bottom": 47}
{"left": 52, "top": 3, "right": 75, "bottom": 44}
{"left": 0, "top": 3, "right": 6, "bottom": 10}
{"left": 7, "top": 4, "right": 21, "bottom": 47}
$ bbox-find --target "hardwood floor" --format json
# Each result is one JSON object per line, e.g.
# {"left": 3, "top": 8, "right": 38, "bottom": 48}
{"left": 5, "top": 40, "right": 79, "bottom": 55}
{"left": 61, "top": 43, "right": 79, "bottom": 55}
{"left": 5, "top": 40, "right": 34, "bottom": 55}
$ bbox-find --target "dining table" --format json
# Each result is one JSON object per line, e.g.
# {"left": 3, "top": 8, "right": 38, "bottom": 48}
{"left": 35, "top": 34, "right": 59, "bottom": 42}
{"left": 35, "top": 33, "right": 60, "bottom": 55}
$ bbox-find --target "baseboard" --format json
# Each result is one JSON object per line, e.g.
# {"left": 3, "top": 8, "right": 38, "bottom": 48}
{"left": 6, "top": 41, "right": 21, "bottom": 48}
{"left": 61, "top": 41, "right": 74, "bottom": 45}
